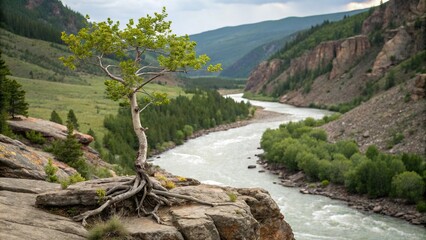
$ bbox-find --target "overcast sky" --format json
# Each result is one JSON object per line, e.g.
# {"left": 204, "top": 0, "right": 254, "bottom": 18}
{"left": 61, "top": 0, "right": 387, "bottom": 35}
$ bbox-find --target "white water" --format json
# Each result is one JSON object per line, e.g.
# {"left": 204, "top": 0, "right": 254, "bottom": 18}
{"left": 154, "top": 94, "right": 426, "bottom": 239}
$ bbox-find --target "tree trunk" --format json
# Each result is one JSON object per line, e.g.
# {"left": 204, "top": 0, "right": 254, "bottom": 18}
{"left": 129, "top": 91, "right": 148, "bottom": 170}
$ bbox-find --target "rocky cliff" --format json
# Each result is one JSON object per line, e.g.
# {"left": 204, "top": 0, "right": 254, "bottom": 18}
{"left": 245, "top": 0, "right": 425, "bottom": 107}
{"left": 0, "top": 175, "right": 295, "bottom": 240}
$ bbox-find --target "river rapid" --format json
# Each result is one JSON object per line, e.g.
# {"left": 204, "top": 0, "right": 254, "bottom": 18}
{"left": 154, "top": 94, "right": 426, "bottom": 240}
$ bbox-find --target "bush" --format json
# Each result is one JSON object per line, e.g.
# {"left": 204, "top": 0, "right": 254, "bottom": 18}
{"left": 391, "top": 171, "right": 425, "bottom": 203}
{"left": 44, "top": 159, "right": 58, "bottom": 183}
{"left": 25, "top": 130, "right": 45, "bottom": 144}
{"left": 416, "top": 201, "right": 426, "bottom": 213}
{"left": 321, "top": 179, "right": 330, "bottom": 187}
{"left": 87, "top": 216, "right": 130, "bottom": 240}
{"left": 60, "top": 173, "right": 85, "bottom": 189}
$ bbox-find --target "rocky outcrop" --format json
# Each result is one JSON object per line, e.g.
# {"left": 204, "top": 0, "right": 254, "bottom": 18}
{"left": 0, "top": 178, "right": 87, "bottom": 240}
{"left": 0, "top": 134, "right": 77, "bottom": 180}
{"left": 372, "top": 27, "right": 413, "bottom": 75}
{"left": 36, "top": 177, "right": 295, "bottom": 240}
{"left": 330, "top": 35, "right": 371, "bottom": 79}
{"left": 7, "top": 116, "right": 93, "bottom": 145}
{"left": 245, "top": 59, "right": 282, "bottom": 93}
{"left": 362, "top": 0, "right": 423, "bottom": 34}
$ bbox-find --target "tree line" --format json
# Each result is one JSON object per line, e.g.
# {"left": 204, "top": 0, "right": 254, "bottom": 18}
{"left": 102, "top": 89, "right": 252, "bottom": 173}
{"left": 261, "top": 116, "right": 426, "bottom": 208}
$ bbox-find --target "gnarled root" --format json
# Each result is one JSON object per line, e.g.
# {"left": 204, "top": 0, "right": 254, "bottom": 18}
{"left": 73, "top": 168, "right": 215, "bottom": 226}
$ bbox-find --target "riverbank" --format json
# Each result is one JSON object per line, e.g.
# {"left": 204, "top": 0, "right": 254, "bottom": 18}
{"left": 256, "top": 159, "right": 426, "bottom": 227}
{"left": 149, "top": 107, "right": 285, "bottom": 156}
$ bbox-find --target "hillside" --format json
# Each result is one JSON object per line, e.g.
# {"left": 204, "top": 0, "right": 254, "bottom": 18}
{"left": 0, "top": 0, "right": 87, "bottom": 43}
{"left": 245, "top": 0, "right": 426, "bottom": 154}
{"left": 190, "top": 9, "right": 366, "bottom": 77}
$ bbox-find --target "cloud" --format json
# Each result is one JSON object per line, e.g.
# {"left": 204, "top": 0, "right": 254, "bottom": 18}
{"left": 346, "top": 0, "right": 388, "bottom": 10}
{"left": 61, "top": 0, "right": 381, "bottom": 35}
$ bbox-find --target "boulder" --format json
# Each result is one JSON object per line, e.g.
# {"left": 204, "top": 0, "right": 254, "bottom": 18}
{"left": 7, "top": 116, "right": 93, "bottom": 145}
{"left": 0, "top": 178, "right": 87, "bottom": 240}
{"left": 0, "top": 134, "right": 77, "bottom": 180}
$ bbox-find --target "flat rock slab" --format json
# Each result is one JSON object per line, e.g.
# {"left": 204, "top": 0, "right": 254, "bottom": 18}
{"left": 0, "top": 178, "right": 87, "bottom": 240}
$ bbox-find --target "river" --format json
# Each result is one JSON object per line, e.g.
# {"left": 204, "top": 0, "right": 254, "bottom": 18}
{"left": 154, "top": 94, "right": 426, "bottom": 240}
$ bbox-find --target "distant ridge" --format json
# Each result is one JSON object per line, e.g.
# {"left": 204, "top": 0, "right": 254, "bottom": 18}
{"left": 190, "top": 9, "right": 367, "bottom": 77}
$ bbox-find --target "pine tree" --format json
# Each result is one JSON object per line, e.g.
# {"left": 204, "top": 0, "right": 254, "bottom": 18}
{"left": 0, "top": 51, "right": 11, "bottom": 135}
{"left": 67, "top": 109, "right": 79, "bottom": 130}
{"left": 6, "top": 79, "right": 29, "bottom": 118}
{"left": 50, "top": 110, "right": 63, "bottom": 124}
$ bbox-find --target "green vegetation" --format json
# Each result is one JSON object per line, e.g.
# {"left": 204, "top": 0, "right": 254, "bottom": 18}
{"left": 96, "top": 189, "right": 107, "bottom": 204}
{"left": 401, "top": 51, "right": 426, "bottom": 74}
{"left": 270, "top": 11, "right": 369, "bottom": 66}
{"left": 49, "top": 121, "right": 89, "bottom": 178}
{"left": 227, "top": 192, "right": 238, "bottom": 202}
{"left": 87, "top": 216, "right": 130, "bottom": 240}
{"left": 50, "top": 110, "right": 63, "bottom": 124}
{"left": 25, "top": 130, "right": 45, "bottom": 145}
{"left": 44, "top": 159, "right": 59, "bottom": 183}
{"left": 0, "top": 51, "right": 28, "bottom": 135}
{"left": 103, "top": 90, "right": 251, "bottom": 173}
{"left": 0, "top": 0, "right": 86, "bottom": 43}
{"left": 181, "top": 76, "right": 246, "bottom": 90}
{"left": 242, "top": 92, "right": 277, "bottom": 102}
{"left": 261, "top": 117, "right": 426, "bottom": 202}
{"left": 60, "top": 173, "right": 85, "bottom": 189}
{"left": 67, "top": 109, "right": 79, "bottom": 130}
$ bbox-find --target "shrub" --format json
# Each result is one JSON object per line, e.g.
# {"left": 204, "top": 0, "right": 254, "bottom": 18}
{"left": 227, "top": 192, "right": 237, "bottom": 202}
{"left": 25, "top": 130, "right": 45, "bottom": 144}
{"left": 321, "top": 180, "right": 330, "bottom": 187}
{"left": 60, "top": 173, "right": 85, "bottom": 189}
{"left": 401, "top": 153, "right": 425, "bottom": 175}
{"left": 391, "top": 171, "right": 425, "bottom": 203}
{"left": 416, "top": 201, "right": 426, "bottom": 213}
{"left": 87, "top": 216, "right": 130, "bottom": 240}
{"left": 44, "top": 159, "right": 58, "bottom": 183}
{"left": 336, "top": 140, "right": 359, "bottom": 159}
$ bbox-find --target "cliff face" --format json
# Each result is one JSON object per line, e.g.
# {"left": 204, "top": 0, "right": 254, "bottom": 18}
{"left": 245, "top": 0, "right": 425, "bottom": 106}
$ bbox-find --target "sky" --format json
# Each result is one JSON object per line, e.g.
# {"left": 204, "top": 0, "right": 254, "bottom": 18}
{"left": 61, "top": 0, "right": 388, "bottom": 35}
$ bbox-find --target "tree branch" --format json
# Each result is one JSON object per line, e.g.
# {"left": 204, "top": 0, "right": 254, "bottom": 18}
{"left": 98, "top": 55, "right": 125, "bottom": 83}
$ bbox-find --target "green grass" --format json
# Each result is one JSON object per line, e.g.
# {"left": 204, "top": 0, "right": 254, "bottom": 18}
{"left": 242, "top": 92, "right": 277, "bottom": 102}
{"left": 13, "top": 75, "right": 189, "bottom": 141}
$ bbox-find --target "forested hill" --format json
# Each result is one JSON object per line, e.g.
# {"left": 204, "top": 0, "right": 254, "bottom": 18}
{"left": 0, "top": 0, "right": 87, "bottom": 43}
{"left": 190, "top": 9, "right": 366, "bottom": 77}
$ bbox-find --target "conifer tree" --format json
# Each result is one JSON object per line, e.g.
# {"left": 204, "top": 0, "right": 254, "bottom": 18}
{"left": 6, "top": 79, "right": 29, "bottom": 118}
{"left": 67, "top": 109, "right": 79, "bottom": 130}
{"left": 0, "top": 51, "right": 11, "bottom": 134}
{"left": 50, "top": 110, "right": 63, "bottom": 124}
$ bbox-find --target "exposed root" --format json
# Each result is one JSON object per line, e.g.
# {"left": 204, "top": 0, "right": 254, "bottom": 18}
{"left": 73, "top": 169, "right": 219, "bottom": 226}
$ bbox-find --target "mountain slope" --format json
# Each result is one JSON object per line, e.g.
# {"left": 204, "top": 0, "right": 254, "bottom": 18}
{"left": 245, "top": 0, "right": 426, "bottom": 154}
{"left": 0, "top": 0, "right": 87, "bottom": 43}
{"left": 190, "top": 9, "right": 366, "bottom": 76}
